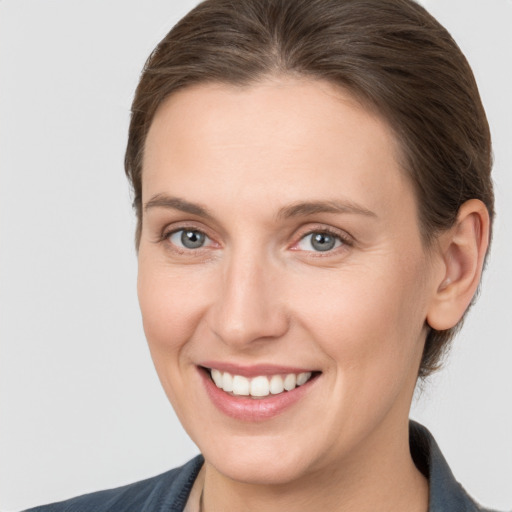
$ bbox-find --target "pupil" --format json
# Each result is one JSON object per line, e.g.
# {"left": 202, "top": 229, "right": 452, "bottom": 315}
{"left": 311, "top": 233, "right": 335, "bottom": 252}
{"left": 181, "top": 230, "right": 205, "bottom": 249}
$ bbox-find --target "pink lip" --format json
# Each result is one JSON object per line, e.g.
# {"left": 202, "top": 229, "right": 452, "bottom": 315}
{"left": 200, "top": 361, "right": 315, "bottom": 377}
{"left": 198, "top": 366, "right": 319, "bottom": 422}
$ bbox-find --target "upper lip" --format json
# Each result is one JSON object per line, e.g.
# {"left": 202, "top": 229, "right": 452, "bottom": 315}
{"left": 199, "top": 361, "right": 318, "bottom": 377}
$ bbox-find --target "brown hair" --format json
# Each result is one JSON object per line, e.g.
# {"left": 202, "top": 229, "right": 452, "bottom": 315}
{"left": 125, "top": 0, "right": 494, "bottom": 378}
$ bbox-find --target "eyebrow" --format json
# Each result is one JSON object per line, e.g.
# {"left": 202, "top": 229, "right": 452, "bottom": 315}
{"left": 276, "top": 200, "right": 377, "bottom": 219}
{"left": 143, "top": 194, "right": 377, "bottom": 220}
{"left": 144, "top": 194, "right": 213, "bottom": 219}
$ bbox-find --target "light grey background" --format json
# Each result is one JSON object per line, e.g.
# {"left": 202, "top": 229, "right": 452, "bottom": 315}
{"left": 1, "top": 1, "right": 511, "bottom": 511}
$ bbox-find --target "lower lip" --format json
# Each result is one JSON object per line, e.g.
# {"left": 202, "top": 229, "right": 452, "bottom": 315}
{"left": 199, "top": 368, "right": 318, "bottom": 422}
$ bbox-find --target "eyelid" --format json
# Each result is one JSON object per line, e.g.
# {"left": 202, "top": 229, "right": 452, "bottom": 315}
{"left": 157, "top": 222, "right": 219, "bottom": 249}
{"left": 290, "top": 224, "right": 354, "bottom": 253}
{"left": 169, "top": 229, "right": 212, "bottom": 249}
{"left": 154, "top": 221, "right": 353, "bottom": 255}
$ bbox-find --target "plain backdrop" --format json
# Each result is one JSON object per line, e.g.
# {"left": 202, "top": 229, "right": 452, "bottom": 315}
{"left": 1, "top": 1, "right": 511, "bottom": 511}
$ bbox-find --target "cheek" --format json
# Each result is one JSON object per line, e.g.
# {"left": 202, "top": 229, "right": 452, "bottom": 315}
{"left": 137, "top": 255, "right": 209, "bottom": 364}
{"left": 136, "top": 259, "right": 212, "bottom": 419}
{"left": 302, "top": 262, "right": 429, "bottom": 440}
{"left": 292, "top": 255, "right": 429, "bottom": 378}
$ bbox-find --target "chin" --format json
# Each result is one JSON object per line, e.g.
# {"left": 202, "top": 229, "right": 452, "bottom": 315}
{"left": 200, "top": 436, "right": 322, "bottom": 486}
{"left": 210, "top": 457, "right": 308, "bottom": 486}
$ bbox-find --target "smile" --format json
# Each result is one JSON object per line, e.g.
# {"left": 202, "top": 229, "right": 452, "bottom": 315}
{"left": 199, "top": 363, "right": 321, "bottom": 421}
{"left": 209, "top": 368, "right": 314, "bottom": 398}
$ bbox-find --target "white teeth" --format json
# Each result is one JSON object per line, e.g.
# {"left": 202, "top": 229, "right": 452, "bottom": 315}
{"left": 209, "top": 369, "right": 314, "bottom": 397}
{"left": 250, "top": 376, "right": 270, "bottom": 397}
{"left": 232, "top": 375, "right": 250, "bottom": 396}
{"left": 283, "top": 373, "right": 297, "bottom": 391}
{"left": 297, "top": 372, "right": 311, "bottom": 386}
{"left": 211, "top": 368, "right": 223, "bottom": 388}
{"left": 269, "top": 374, "right": 284, "bottom": 394}
{"left": 222, "top": 372, "right": 233, "bottom": 392}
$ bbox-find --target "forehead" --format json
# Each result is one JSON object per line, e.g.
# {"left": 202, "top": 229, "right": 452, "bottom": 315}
{"left": 142, "top": 78, "right": 414, "bottom": 220}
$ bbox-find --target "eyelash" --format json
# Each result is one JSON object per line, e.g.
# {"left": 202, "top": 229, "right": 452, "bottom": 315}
{"left": 292, "top": 227, "right": 353, "bottom": 255}
{"left": 158, "top": 225, "right": 216, "bottom": 253}
{"left": 157, "top": 225, "right": 353, "bottom": 255}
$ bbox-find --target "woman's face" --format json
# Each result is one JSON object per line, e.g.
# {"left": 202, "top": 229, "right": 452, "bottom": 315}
{"left": 138, "top": 78, "right": 440, "bottom": 484}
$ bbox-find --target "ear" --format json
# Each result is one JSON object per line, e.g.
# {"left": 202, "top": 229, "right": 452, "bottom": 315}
{"left": 426, "top": 199, "right": 490, "bottom": 331}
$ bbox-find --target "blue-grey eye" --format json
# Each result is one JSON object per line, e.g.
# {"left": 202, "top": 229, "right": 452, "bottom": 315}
{"left": 297, "top": 231, "right": 342, "bottom": 252}
{"left": 169, "top": 229, "right": 208, "bottom": 249}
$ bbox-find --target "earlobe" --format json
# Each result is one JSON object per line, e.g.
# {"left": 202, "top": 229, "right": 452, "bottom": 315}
{"left": 426, "top": 199, "right": 490, "bottom": 331}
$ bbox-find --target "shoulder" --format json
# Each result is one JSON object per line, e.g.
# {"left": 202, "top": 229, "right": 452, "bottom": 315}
{"left": 24, "top": 455, "right": 204, "bottom": 512}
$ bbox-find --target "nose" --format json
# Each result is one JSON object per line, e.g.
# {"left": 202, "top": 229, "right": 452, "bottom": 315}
{"left": 207, "top": 250, "right": 290, "bottom": 349}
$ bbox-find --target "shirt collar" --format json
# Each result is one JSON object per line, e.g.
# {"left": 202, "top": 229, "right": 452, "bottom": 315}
{"left": 410, "top": 420, "right": 489, "bottom": 512}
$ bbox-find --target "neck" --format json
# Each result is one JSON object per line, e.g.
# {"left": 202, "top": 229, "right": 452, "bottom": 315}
{"left": 201, "top": 419, "right": 428, "bottom": 512}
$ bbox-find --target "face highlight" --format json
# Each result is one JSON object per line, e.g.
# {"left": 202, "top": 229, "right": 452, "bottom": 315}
{"left": 137, "top": 78, "right": 438, "bottom": 486}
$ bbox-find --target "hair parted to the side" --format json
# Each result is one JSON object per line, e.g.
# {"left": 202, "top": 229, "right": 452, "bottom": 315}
{"left": 125, "top": 0, "right": 494, "bottom": 378}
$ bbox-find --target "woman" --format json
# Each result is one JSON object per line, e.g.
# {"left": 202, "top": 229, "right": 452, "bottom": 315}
{"left": 22, "top": 0, "right": 504, "bottom": 510}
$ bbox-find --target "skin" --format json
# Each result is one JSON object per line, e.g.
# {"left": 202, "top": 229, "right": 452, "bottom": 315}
{"left": 137, "top": 77, "right": 488, "bottom": 512}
